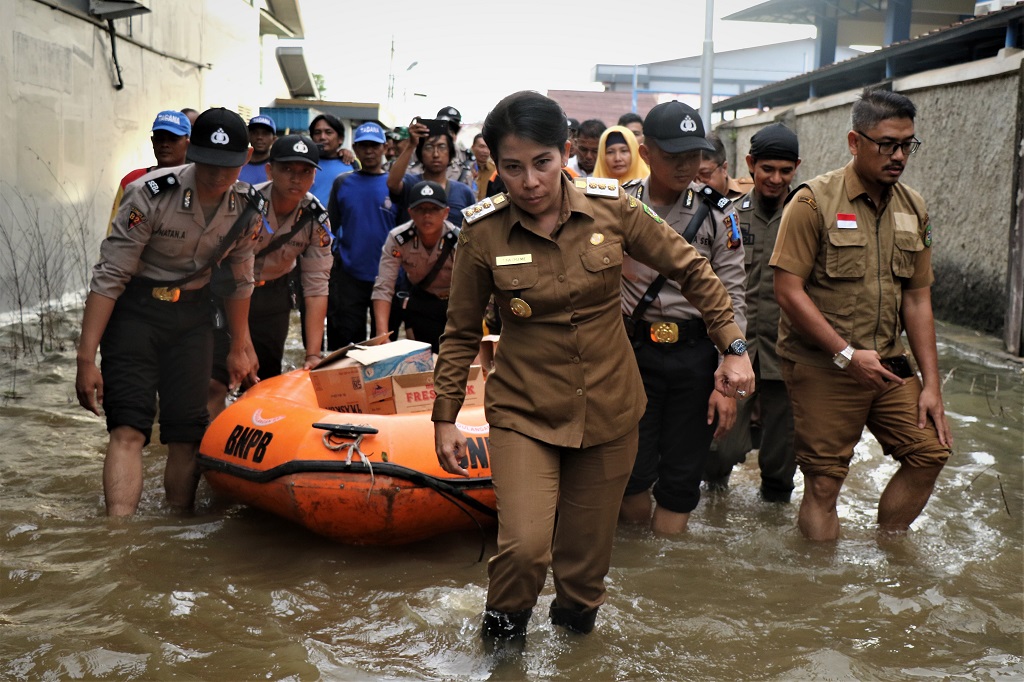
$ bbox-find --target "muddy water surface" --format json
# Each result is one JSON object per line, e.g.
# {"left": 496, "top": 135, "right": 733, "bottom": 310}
{"left": 1, "top": 322, "right": 1021, "bottom": 680}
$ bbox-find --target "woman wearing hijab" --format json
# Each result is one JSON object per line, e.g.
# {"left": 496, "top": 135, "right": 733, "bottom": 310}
{"left": 594, "top": 124, "right": 649, "bottom": 183}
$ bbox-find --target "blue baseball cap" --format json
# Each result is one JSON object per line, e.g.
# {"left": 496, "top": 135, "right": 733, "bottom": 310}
{"left": 248, "top": 114, "right": 277, "bottom": 133}
{"left": 353, "top": 122, "right": 386, "bottom": 144}
{"left": 151, "top": 110, "right": 191, "bottom": 137}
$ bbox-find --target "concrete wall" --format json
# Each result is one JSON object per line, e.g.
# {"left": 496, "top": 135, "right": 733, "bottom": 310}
{"left": 716, "top": 50, "right": 1024, "bottom": 342}
{"left": 0, "top": 0, "right": 267, "bottom": 317}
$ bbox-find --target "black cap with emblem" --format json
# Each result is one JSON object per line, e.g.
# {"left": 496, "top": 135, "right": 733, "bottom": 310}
{"left": 186, "top": 107, "right": 250, "bottom": 167}
{"left": 408, "top": 180, "right": 448, "bottom": 209}
{"left": 642, "top": 101, "right": 715, "bottom": 155}
{"left": 269, "top": 134, "right": 321, "bottom": 169}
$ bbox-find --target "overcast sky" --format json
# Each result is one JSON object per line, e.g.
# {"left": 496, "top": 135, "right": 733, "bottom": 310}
{"left": 294, "top": 0, "right": 816, "bottom": 124}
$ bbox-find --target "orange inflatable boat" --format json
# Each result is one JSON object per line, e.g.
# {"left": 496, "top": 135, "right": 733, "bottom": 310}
{"left": 197, "top": 370, "right": 495, "bottom": 545}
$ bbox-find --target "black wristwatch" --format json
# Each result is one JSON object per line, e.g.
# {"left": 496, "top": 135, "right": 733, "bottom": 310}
{"left": 724, "top": 339, "right": 747, "bottom": 356}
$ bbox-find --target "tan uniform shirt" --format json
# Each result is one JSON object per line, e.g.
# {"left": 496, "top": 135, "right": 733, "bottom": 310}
{"left": 737, "top": 189, "right": 785, "bottom": 380}
{"left": 771, "top": 162, "right": 933, "bottom": 369}
{"left": 92, "top": 164, "right": 260, "bottom": 300}
{"left": 432, "top": 174, "right": 744, "bottom": 448}
{"left": 371, "top": 220, "right": 459, "bottom": 301}
{"left": 251, "top": 182, "right": 332, "bottom": 297}
{"left": 621, "top": 179, "right": 747, "bottom": 335}
{"left": 474, "top": 158, "right": 496, "bottom": 201}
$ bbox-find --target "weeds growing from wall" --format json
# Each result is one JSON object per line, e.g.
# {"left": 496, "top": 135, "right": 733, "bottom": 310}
{"left": 0, "top": 177, "right": 99, "bottom": 401}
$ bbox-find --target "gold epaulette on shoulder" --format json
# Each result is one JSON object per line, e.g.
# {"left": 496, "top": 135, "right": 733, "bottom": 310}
{"left": 574, "top": 176, "right": 619, "bottom": 197}
{"left": 461, "top": 193, "right": 509, "bottom": 224}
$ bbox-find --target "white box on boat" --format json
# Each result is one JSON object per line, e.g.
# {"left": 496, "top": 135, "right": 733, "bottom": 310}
{"left": 309, "top": 337, "right": 433, "bottom": 413}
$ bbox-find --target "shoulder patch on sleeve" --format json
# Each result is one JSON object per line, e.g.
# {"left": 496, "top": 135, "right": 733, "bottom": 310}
{"left": 724, "top": 211, "right": 742, "bottom": 249}
{"left": 641, "top": 201, "right": 664, "bottom": 224}
{"left": 797, "top": 195, "right": 818, "bottom": 211}
{"left": 574, "top": 176, "right": 619, "bottom": 198}
{"left": 462, "top": 193, "right": 510, "bottom": 224}
{"left": 127, "top": 206, "right": 146, "bottom": 230}
{"left": 143, "top": 172, "right": 180, "bottom": 198}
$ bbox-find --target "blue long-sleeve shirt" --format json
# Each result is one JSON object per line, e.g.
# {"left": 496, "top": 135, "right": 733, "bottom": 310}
{"left": 326, "top": 171, "right": 398, "bottom": 282}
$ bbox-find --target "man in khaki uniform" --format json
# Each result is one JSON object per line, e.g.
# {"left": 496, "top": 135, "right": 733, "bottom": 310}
{"left": 209, "top": 134, "right": 333, "bottom": 418}
{"left": 372, "top": 180, "right": 459, "bottom": 351}
{"left": 772, "top": 88, "right": 953, "bottom": 541}
{"left": 76, "top": 107, "right": 262, "bottom": 517}
{"left": 699, "top": 132, "right": 749, "bottom": 201}
{"left": 431, "top": 91, "right": 753, "bottom": 640}
{"left": 705, "top": 123, "right": 801, "bottom": 502}
{"left": 618, "top": 101, "right": 748, "bottom": 535}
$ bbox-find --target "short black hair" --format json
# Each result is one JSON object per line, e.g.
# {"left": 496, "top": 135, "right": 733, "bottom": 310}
{"left": 415, "top": 132, "right": 456, "bottom": 165}
{"left": 702, "top": 132, "right": 727, "bottom": 165}
{"left": 577, "top": 119, "right": 607, "bottom": 140}
{"left": 618, "top": 112, "right": 643, "bottom": 127}
{"left": 482, "top": 91, "right": 568, "bottom": 162}
{"left": 851, "top": 87, "right": 917, "bottom": 131}
{"left": 472, "top": 132, "right": 484, "bottom": 145}
{"left": 309, "top": 113, "right": 344, "bottom": 140}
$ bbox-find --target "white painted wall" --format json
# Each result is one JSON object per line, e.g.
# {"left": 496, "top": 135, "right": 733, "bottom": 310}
{"left": 0, "top": 0, "right": 268, "bottom": 315}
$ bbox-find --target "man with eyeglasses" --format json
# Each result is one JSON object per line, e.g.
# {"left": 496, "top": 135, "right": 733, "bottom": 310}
{"left": 771, "top": 88, "right": 952, "bottom": 541}
{"left": 698, "top": 132, "right": 748, "bottom": 201}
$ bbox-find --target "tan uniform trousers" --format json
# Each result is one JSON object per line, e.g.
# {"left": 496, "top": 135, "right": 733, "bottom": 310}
{"left": 780, "top": 359, "right": 950, "bottom": 479}
{"left": 486, "top": 425, "right": 638, "bottom": 614}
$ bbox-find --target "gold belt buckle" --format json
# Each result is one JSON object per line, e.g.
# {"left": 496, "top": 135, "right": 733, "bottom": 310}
{"left": 151, "top": 286, "right": 180, "bottom": 302}
{"left": 650, "top": 322, "right": 679, "bottom": 344}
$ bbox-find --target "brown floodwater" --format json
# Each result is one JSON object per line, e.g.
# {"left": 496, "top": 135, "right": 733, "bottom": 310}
{"left": 1, "top": 319, "right": 1022, "bottom": 681}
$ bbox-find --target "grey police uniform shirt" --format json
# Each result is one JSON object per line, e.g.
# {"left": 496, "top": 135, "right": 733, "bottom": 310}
{"left": 91, "top": 164, "right": 259, "bottom": 300}
{"left": 371, "top": 219, "right": 459, "bottom": 302}
{"left": 251, "top": 182, "right": 332, "bottom": 297}
{"left": 620, "top": 177, "right": 747, "bottom": 334}
{"left": 736, "top": 189, "right": 785, "bottom": 380}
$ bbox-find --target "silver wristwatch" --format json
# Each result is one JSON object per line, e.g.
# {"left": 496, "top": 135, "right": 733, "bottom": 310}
{"left": 833, "top": 344, "right": 855, "bottom": 369}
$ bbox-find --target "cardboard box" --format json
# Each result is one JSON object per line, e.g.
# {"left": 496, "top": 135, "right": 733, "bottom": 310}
{"left": 365, "top": 365, "right": 485, "bottom": 415}
{"left": 309, "top": 337, "right": 433, "bottom": 412}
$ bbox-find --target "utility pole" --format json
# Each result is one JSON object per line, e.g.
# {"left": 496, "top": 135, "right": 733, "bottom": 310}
{"left": 700, "top": 0, "right": 714, "bottom": 128}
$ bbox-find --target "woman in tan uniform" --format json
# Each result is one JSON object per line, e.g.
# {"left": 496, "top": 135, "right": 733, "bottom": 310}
{"left": 432, "top": 91, "right": 754, "bottom": 642}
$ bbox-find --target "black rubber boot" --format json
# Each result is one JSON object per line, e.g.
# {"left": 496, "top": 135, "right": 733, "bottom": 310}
{"left": 760, "top": 483, "right": 793, "bottom": 504}
{"left": 549, "top": 600, "right": 598, "bottom": 635}
{"left": 481, "top": 607, "right": 532, "bottom": 641}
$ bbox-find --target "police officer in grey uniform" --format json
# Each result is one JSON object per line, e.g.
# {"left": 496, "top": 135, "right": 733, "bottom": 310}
{"left": 371, "top": 180, "right": 458, "bottom": 352}
{"left": 705, "top": 123, "right": 802, "bottom": 502}
{"left": 209, "top": 134, "right": 333, "bottom": 417}
{"left": 76, "top": 107, "right": 262, "bottom": 517}
{"left": 618, "top": 101, "right": 748, "bottom": 535}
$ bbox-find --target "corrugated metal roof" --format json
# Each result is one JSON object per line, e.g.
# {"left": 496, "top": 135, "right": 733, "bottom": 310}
{"left": 714, "top": 2, "right": 1024, "bottom": 113}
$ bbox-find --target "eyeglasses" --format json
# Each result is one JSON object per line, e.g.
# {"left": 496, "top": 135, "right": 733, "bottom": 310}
{"left": 855, "top": 130, "right": 921, "bottom": 156}
{"left": 423, "top": 144, "right": 449, "bottom": 154}
{"left": 697, "top": 163, "right": 723, "bottom": 182}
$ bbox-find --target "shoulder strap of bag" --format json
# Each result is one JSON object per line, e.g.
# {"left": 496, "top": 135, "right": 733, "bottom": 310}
{"left": 627, "top": 193, "right": 713, "bottom": 324}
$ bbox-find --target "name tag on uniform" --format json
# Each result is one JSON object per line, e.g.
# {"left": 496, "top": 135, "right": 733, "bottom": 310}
{"left": 496, "top": 254, "right": 532, "bottom": 266}
{"left": 836, "top": 213, "right": 858, "bottom": 229}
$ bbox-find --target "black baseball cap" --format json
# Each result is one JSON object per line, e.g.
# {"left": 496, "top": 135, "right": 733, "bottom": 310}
{"left": 186, "top": 107, "right": 250, "bottom": 167}
{"left": 642, "top": 101, "right": 714, "bottom": 154}
{"left": 269, "top": 134, "right": 321, "bottom": 169}
{"left": 437, "top": 106, "right": 462, "bottom": 124}
{"left": 408, "top": 180, "right": 448, "bottom": 209}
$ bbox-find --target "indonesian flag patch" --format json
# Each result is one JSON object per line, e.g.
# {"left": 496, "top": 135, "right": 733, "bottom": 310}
{"left": 836, "top": 213, "right": 858, "bottom": 229}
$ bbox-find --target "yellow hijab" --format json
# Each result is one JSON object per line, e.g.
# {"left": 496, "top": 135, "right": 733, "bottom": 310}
{"left": 594, "top": 125, "right": 649, "bottom": 183}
